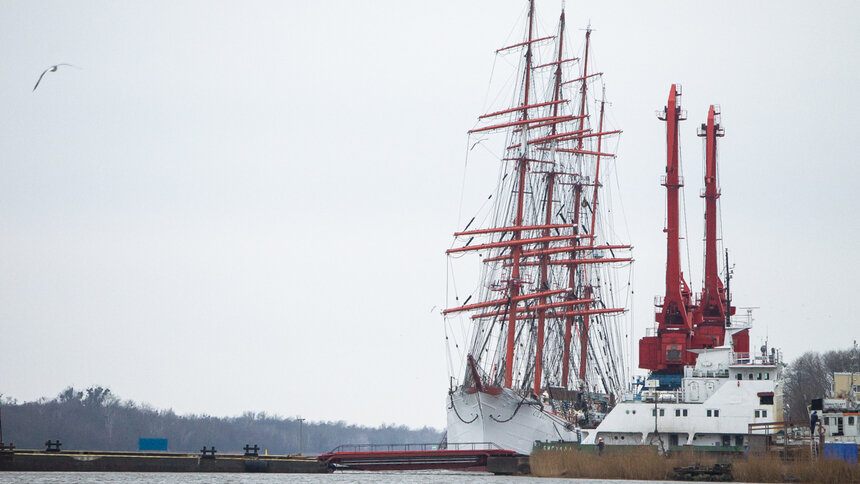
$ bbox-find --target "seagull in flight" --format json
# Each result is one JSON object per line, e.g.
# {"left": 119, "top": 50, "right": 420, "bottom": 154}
{"left": 33, "top": 64, "right": 78, "bottom": 91}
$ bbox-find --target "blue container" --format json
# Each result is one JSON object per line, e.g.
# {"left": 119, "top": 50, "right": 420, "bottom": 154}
{"left": 139, "top": 438, "right": 168, "bottom": 451}
{"left": 647, "top": 374, "right": 683, "bottom": 390}
{"left": 824, "top": 443, "right": 858, "bottom": 465}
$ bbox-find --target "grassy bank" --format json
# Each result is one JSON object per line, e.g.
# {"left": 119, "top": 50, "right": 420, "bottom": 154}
{"left": 733, "top": 455, "right": 859, "bottom": 483}
{"left": 530, "top": 447, "right": 860, "bottom": 483}
{"left": 531, "top": 447, "right": 713, "bottom": 480}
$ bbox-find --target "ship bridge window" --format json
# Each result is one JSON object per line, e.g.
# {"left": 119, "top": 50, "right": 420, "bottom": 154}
{"left": 748, "top": 373, "right": 754, "bottom": 380}
{"left": 755, "top": 410, "right": 768, "bottom": 418}
{"left": 765, "top": 373, "right": 770, "bottom": 380}
{"left": 675, "top": 408, "right": 688, "bottom": 417}
{"left": 849, "top": 416, "right": 855, "bottom": 426}
{"left": 824, "top": 417, "right": 830, "bottom": 425}
{"left": 757, "top": 373, "right": 762, "bottom": 380}
{"left": 652, "top": 408, "right": 665, "bottom": 417}
{"left": 736, "top": 373, "right": 743, "bottom": 381}
{"left": 707, "top": 409, "right": 720, "bottom": 417}
{"left": 759, "top": 394, "right": 774, "bottom": 405}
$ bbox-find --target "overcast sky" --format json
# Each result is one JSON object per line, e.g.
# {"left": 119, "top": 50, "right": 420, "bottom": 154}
{"left": 1, "top": 1, "right": 858, "bottom": 430}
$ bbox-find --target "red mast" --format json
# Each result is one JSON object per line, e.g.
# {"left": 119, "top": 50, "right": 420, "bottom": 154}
{"left": 575, "top": 29, "right": 591, "bottom": 151}
{"left": 639, "top": 84, "right": 695, "bottom": 373}
{"left": 533, "top": 8, "right": 566, "bottom": 397}
{"left": 534, "top": 172, "right": 554, "bottom": 395}
{"left": 561, "top": 26, "right": 592, "bottom": 388}
{"left": 561, "top": 185, "right": 581, "bottom": 387}
{"left": 578, "top": 95, "right": 608, "bottom": 384}
{"left": 502, "top": 0, "right": 536, "bottom": 389}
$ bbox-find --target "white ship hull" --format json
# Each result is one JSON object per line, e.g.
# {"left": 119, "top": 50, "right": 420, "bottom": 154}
{"left": 446, "top": 386, "right": 579, "bottom": 455}
{"left": 582, "top": 345, "right": 783, "bottom": 449}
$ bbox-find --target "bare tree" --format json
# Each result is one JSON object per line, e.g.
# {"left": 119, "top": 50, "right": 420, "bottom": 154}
{"left": 784, "top": 352, "right": 832, "bottom": 422}
{"left": 823, "top": 346, "right": 859, "bottom": 374}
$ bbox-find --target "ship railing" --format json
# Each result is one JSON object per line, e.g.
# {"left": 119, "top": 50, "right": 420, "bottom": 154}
{"left": 685, "top": 368, "right": 730, "bottom": 378}
{"left": 327, "top": 442, "right": 504, "bottom": 453}
{"left": 699, "top": 187, "right": 722, "bottom": 198}
{"left": 660, "top": 175, "right": 685, "bottom": 187}
{"left": 732, "top": 352, "right": 751, "bottom": 364}
{"left": 731, "top": 352, "right": 780, "bottom": 366}
{"left": 641, "top": 389, "right": 685, "bottom": 403}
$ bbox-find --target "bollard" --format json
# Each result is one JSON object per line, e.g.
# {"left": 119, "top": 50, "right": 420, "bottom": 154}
{"left": 200, "top": 446, "right": 217, "bottom": 459}
{"left": 44, "top": 440, "right": 62, "bottom": 453}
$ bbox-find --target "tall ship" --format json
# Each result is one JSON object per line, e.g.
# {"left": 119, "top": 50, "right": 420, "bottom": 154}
{"left": 442, "top": 1, "right": 634, "bottom": 455}
{"left": 581, "top": 87, "right": 784, "bottom": 449}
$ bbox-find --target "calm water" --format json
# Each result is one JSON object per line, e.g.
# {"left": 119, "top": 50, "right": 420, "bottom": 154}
{"left": 0, "top": 471, "right": 689, "bottom": 483}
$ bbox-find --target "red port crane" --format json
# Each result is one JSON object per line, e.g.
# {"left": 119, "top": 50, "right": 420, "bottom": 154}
{"left": 639, "top": 85, "right": 696, "bottom": 373}
{"left": 640, "top": 90, "right": 748, "bottom": 374}
{"left": 691, "top": 106, "right": 749, "bottom": 354}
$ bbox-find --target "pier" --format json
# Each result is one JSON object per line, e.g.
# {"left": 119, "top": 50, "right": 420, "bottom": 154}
{"left": 0, "top": 441, "right": 527, "bottom": 474}
{"left": 0, "top": 448, "right": 332, "bottom": 473}
{"left": 318, "top": 442, "right": 520, "bottom": 472}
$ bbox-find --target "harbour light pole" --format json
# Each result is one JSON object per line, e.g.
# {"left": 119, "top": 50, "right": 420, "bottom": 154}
{"left": 852, "top": 340, "right": 858, "bottom": 403}
{"left": 297, "top": 417, "right": 305, "bottom": 455}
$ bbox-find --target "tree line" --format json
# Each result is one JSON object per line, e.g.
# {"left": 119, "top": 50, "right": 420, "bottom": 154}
{"left": 0, "top": 386, "right": 442, "bottom": 454}
{"left": 3, "top": 346, "right": 855, "bottom": 453}
{"left": 783, "top": 343, "right": 860, "bottom": 422}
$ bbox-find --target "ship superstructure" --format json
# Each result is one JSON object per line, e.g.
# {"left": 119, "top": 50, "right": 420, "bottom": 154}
{"left": 582, "top": 87, "right": 783, "bottom": 449}
{"left": 443, "top": 1, "right": 633, "bottom": 455}
{"left": 810, "top": 367, "right": 859, "bottom": 444}
{"left": 815, "top": 394, "right": 860, "bottom": 444}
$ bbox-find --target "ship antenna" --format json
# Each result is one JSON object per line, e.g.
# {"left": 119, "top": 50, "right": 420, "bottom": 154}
{"left": 725, "top": 249, "right": 731, "bottom": 328}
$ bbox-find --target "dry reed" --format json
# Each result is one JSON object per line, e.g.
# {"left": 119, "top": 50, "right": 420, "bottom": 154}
{"left": 530, "top": 446, "right": 717, "bottom": 480}
{"left": 530, "top": 447, "right": 860, "bottom": 483}
{"left": 734, "top": 454, "right": 860, "bottom": 483}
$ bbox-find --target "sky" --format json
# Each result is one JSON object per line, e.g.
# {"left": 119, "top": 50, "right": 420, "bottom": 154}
{"left": 0, "top": 1, "right": 858, "bottom": 430}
